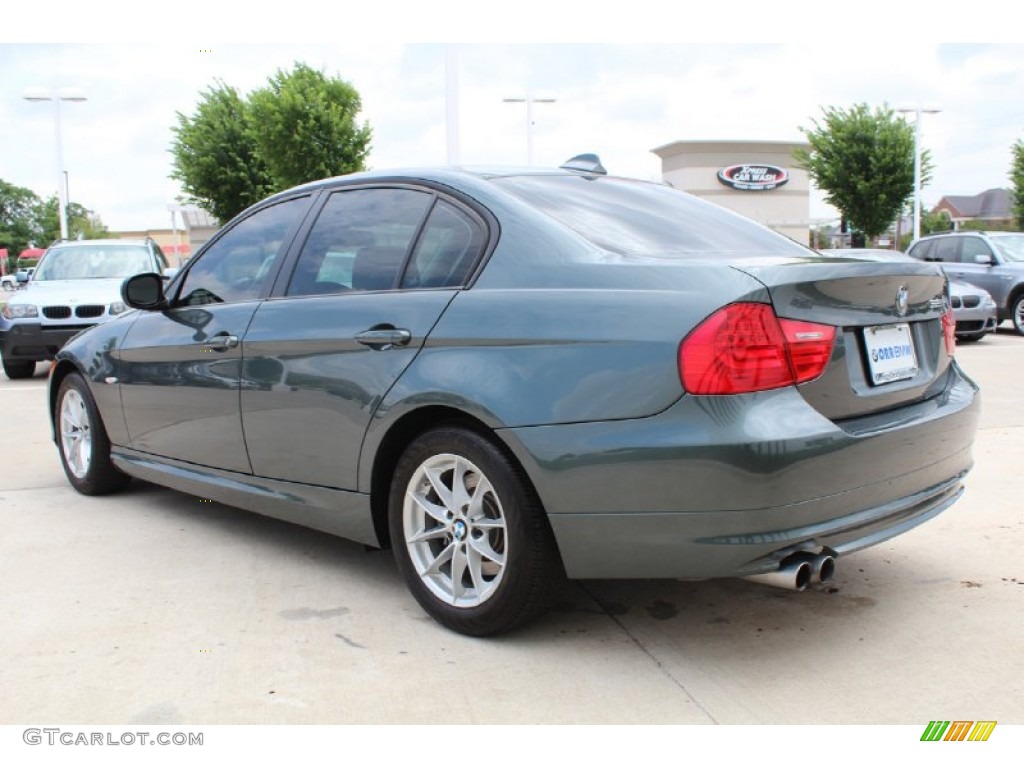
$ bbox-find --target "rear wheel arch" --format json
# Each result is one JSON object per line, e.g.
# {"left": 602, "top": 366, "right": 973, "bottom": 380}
{"left": 367, "top": 406, "right": 546, "bottom": 551}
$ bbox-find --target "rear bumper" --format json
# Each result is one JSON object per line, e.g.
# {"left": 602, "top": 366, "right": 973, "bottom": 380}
{"left": 0, "top": 322, "right": 92, "bottom": 362}
{"left": 500, "top": 362, "right": 980, "bottom": 579}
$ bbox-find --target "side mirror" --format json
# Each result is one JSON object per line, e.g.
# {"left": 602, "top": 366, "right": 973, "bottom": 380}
{"left": 122, "top": 272, "right": 167, "bottom": 310}
{"left": 15, "top": 272, "right": 29, "bottom": 284}
{"left": 973, "top": 253, "right": 995, "bottom": 266}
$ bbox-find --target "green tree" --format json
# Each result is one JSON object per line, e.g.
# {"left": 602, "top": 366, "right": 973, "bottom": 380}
{"left": 1011, "top": 139, "right": 1024, "bottom": 230}
{"left": 0, "top": 179, "right": 44, "bottom": 269}
{"left": 170, "top": 81, "right": 273, "bottom": 224}
{"left": 170, "top": 64, "right": 372, "bottom": 223}
{"left": 248, "top": 62, "right": 372, "bottom": 189}
{"left": 795, "top": 104, "right": 931, "bottom": 244}
{"left": 36, "top": 197, "right": 110, "bottom": 243}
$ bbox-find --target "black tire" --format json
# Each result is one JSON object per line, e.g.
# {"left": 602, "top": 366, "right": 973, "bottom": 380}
{"left": 388, "top": 426, "right": 564, "bottom": 636}
{"left": 3, "top": 357, "right": 35, "bottom": 380}
{"left": 55, "top": 372, "right": 130, "bottom": 495}
{"left": 1012, "top": 293, "right": 1024, "bottom": 336}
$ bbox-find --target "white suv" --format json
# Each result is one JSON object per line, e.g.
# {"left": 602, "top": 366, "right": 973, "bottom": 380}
{"left": 0, "top": 238, "right": 174, "bottom": 379}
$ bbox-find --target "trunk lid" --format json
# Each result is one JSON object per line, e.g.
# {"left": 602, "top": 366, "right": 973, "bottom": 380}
{"left": 731, "top": 257, "right": 951, "bottom": 420}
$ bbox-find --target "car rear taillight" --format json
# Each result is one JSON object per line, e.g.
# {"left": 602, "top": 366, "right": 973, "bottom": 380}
{"left": 679, "top": 303, "right": 836, "bottom": 395}
{"left": 941, "top": 307, "right": 956, "bottom": 357}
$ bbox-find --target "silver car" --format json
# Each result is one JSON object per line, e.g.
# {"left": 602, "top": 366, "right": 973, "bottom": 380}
{"left": 820, "top": 248, "right": 998, "bottom": 341}
{"left": 907, "top": 232, "right": 1024, "bottom": 334}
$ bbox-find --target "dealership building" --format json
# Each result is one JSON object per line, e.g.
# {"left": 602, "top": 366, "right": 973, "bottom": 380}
{"left": 651, "top": 140, "right": 812, "bottom": 245}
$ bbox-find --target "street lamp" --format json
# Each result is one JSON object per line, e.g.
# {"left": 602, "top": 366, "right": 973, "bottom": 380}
{"left": 503, "top": 94, "right": 556, "bottom": 166}
{"left": 897, "top": 105, "right": 942, "bottom": 242}
{"left": 23, "top": 87, "right": 88, "bottom": 241}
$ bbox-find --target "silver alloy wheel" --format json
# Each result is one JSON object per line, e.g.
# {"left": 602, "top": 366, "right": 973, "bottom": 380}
{"left": 60, "top": 388, "right": 92, "bottom": 479}
{"left": 402, "top": 453, "right": 508, "bottom": 608}
{"left": 1015, "top": 296, "right": 1024, "bottom": 333}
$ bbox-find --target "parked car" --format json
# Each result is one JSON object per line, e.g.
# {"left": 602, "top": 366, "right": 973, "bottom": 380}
{"left": 1, "top": 267, "right": 35, "bottom": 290}
{"left": 906, "top": 231, "right": 1024, "bottom": 334}
{"left": 47, "top": 165, "right": 979, "bottom": 636}
{"left": 819, "top": 248, "right": 998, "bottom": 341}
{"left": 1, "top": 239, "right": 174, "bottom": 379}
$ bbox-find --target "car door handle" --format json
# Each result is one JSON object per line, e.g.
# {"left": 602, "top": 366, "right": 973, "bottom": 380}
{"left": 198, "top": 333, "right": 239, "bottom": 352}
{"left": 355, "top": 327, "right": 412, "bottom": 350}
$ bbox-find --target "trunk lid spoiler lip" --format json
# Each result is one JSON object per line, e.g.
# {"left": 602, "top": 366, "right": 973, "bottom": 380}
{"left": 727, "top": 260, "right": 949, "bottom": 326}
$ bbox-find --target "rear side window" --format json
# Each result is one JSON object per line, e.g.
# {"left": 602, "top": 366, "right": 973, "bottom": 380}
{"left": 402, "top": 200, "right": 487, "bottom": 288}
{"left": 492, "top": 175, "right": 808, "bottom": 258}
{"left": 287, "top": 188, "right": 433, "bottom": 296}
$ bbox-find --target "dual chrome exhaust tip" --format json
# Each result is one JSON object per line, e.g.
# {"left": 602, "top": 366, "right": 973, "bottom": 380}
{"left": 742, "top": 551, "right": 836, "bottom": 592}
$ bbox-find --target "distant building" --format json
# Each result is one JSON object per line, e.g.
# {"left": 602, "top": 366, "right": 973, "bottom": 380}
{"left": 172, "top": 206, "right": 220, "bottom": 254}
{"left": 932, "top": 188, "right": 1013, "bottom": 230}
{"left": 113, "top": 206, "right": 221, "bottom": 266}
{"left": 651, "top": 139, "right": 812, "bottom": 244}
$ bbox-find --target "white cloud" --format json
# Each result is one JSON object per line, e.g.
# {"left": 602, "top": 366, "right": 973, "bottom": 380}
{"left": 1, "top": 42, "right": 1022, "bottom": 231}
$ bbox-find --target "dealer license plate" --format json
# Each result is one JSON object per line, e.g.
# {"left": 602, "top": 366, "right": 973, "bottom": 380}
{"left": 864, "top": 323, "right": 918, "bottom": 385}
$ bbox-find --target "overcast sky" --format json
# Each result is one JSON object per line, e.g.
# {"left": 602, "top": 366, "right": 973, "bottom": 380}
{"left": 3, "top": 7, "right": 1023, "bottom": 233}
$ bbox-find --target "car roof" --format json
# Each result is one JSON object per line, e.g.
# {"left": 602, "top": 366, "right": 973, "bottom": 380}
{"left": 262, "top": 166, "right": 649, "bottom": 204}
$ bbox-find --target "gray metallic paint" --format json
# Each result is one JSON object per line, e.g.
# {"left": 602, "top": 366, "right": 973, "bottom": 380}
{"left": 117, "top": 302, "right": 262, "bottom": 474}
{"left": 240, "top": 290, "right": 457, "bottom": 489}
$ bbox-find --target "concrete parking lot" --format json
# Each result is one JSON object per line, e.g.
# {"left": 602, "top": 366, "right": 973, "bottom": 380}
{"left": 1, "top": 332, "right": 1021, "bottom": 725}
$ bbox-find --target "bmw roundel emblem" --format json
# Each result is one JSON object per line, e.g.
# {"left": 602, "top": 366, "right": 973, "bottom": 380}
{"left": 896, "top": 285, "right": 910, "bottom": 316}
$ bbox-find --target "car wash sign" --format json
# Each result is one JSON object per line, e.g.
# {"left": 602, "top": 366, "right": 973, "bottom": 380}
{"left": 717, "top": 164, "right": 789, "bottom": 191}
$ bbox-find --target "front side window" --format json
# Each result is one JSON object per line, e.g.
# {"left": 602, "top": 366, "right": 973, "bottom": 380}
{"left": 287, "top": 188, "right": 433, "bottom": 296}
{"left": 959, "top": 237, "right": 993, "bottom": 263}
{"left": 177, "top": 197, "right": 308, "bottom": 306}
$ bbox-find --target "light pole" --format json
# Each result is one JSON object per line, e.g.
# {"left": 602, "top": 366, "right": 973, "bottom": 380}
{"left": 503, "top": 94, "right": 556, "bottom": 166}
{"left": 897, "top": 105, "right": 941, "bottom": 242}
{"left": 23, "top": 87, "right": 88, "bottom": 241}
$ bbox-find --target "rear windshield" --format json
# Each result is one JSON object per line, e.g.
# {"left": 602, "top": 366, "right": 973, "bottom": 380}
{"left": 491, "top": 174, "right": 808, "bottom": 258}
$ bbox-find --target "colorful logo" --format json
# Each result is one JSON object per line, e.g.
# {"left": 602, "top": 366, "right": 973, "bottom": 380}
{"left": 920, "top": 721, "right": 997, "bottom": 742}
{"left": 717, "top": 164, "right": 789, "bottom": 191}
